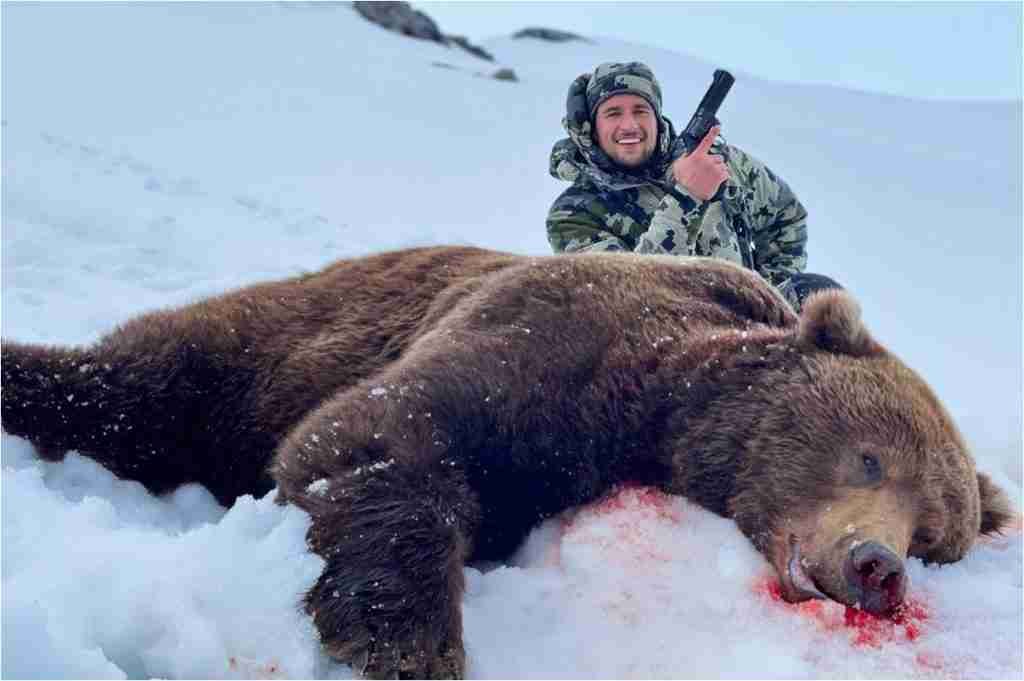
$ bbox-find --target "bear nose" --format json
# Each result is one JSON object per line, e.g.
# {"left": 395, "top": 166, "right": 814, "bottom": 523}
{"left": 846, "top": 541, "right": 907, "bottom": 615}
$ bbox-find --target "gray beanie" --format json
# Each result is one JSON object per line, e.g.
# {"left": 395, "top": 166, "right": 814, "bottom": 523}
{"left": 585, "top": 61, "right": 663, "bottom": 121}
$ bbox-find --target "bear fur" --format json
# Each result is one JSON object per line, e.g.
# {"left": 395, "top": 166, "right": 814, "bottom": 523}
{"left": 1, "top": 245, "right": 1013, "bottom": 678}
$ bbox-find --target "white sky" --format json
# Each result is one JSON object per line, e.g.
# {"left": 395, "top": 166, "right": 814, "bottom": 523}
{"left": 420, "top": 1, "right": 1023, "bottom": 101}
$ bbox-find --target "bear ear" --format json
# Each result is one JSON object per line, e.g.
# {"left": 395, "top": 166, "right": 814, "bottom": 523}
{"left": 977, "top": 472, "right": 1015, "bottom": 536}
{"left": 796, "top": 290, "right": 883, "bottom": 357}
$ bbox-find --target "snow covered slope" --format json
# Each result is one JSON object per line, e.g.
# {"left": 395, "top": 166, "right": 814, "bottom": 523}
{"left": 2, "top": 3, "right": 1020, "bottom": 678}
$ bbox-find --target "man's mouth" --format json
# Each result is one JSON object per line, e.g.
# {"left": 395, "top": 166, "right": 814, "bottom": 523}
{"left": 615, "top": 136, "right": 644, "bottom": 145}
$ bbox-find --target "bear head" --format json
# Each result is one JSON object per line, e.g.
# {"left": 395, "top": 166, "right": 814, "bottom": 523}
{"left": 728, "top": 290, "right": 1014, "bottom": 615}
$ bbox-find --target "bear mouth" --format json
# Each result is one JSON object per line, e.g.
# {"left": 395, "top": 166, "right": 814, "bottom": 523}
{"left": 783, "top": 535, "right": 827, "bottom": 601}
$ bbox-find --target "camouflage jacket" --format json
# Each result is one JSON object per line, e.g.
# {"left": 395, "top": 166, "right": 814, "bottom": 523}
{"left": 546, "top": 77, "right": 808, "bottom": 287}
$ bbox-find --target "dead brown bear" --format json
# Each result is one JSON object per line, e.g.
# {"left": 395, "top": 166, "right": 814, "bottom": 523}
{"left": 1, "top": 245, "right": 1012, "bottom": 678}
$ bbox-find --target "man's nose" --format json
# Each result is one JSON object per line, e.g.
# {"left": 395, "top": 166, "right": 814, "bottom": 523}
{"left": 618, "top": 114, "right": 641, "bottom": 132}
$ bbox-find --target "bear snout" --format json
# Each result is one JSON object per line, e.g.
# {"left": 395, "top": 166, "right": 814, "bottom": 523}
{"left": 843, "top": 540, "right": 907, "bottom": 615}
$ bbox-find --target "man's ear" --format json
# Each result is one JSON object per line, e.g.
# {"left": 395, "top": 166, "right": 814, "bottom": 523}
{"left": 796, "top": 290, "right": 884, "bottom": 357}
{"left": 977, "top": 472, "right": 1015, "bottom": 535}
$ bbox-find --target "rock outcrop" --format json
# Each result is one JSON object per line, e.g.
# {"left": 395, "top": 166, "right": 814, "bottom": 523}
{"left": 353, "top": 2, "right": 495, "bottom": 62}
{"left": 512, "top": 27, "right": 590, "bottom": 43}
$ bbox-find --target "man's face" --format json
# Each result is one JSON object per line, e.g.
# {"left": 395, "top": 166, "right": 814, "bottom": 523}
{"left": 594, "top": 94, "right": 658, "bottom": 168}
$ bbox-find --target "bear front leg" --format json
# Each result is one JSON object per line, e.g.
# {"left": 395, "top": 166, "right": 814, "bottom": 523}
{"left": 275, "top": 409, "right": 480, "bottom": 679}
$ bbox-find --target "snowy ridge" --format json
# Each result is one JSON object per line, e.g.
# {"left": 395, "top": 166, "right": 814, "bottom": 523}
{"left": 2, "top": 3, "right": 1021, "bottom": 678}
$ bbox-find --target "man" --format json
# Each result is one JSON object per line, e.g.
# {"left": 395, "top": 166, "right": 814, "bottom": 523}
{"left": 547, "top": 61, "right": 839, "bottom": 310}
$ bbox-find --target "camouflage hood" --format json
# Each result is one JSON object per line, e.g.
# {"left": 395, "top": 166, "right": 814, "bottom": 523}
{"left": 549, "top": 71, "right": 684, "bottom": 191}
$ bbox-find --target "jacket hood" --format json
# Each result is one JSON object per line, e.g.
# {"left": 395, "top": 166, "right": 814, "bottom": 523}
{"left": 549, "top": 72, "right": 682, "bottom": 191}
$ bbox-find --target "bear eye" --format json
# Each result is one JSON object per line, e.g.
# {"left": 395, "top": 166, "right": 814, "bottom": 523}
{"left": 861, "top": 454, "right": 882, "bottom": 481}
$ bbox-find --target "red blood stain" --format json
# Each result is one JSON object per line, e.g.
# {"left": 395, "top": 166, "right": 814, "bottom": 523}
{"left": 915, "top": 651, "right": 945, "bottom": 671}
{"left": 226, "top": 656, "right": 284, "bottom": 678}
{"left": 755, "top": 579, "right": 827, "bottom": 617}
{"left": 756, "top": 576, "right": 932, "bottom": 650}
{"left": 563, "top": 485, "right": 683, "bottom": 533}
{"left": 585, "top": 484, "right": 683, "bottom": 523}
{"left": 844, "top": 598, "right": 931, "bottom": 647}
{"left": 559, "top": 485, "right": 683, "bottom": 565}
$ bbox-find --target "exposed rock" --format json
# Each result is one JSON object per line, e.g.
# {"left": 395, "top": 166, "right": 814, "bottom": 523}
{"left": 446, "top": 35, "right": 494, "bottom": 62}
{"left": 352, "top": 2, "right": 495, "bottom": 62}
{"left": 353, "top": 1, "right": 443, "bottom": 42}
{"left": 491, "top": 68, "right": 518, "bottom": 82}
{"left": 431, "top": 62, "right": 519, "bottom": 84}
{"left": 512, "top": 27, "right": 590, "bottom": 43}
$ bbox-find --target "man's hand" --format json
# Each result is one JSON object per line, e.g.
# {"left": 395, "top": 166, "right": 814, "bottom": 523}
{"left": 671, "top": 125, "right": 728, "bottom": 201}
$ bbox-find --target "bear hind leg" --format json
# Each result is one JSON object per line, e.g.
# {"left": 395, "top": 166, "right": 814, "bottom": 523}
{"left": 2, "top": 332, "right": 271, "bottom": 505}
{"left": 2, "top": 341, "right": 94, "bottom": 459}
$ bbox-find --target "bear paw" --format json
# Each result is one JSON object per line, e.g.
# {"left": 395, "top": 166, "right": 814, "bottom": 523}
{"left": 305, "top": 556, "right": 466, "bottom": 679}
{"left": 313, "top": 604, "right": 465, "bottom": 679}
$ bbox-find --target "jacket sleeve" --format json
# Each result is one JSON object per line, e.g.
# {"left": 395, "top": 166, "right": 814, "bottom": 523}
{"left": 547, "top": 183, "right": 713, "bottom": 256}
{"left": 546, "top": 187, "right": 634, "bottom": 253}
{"left": 635, "top": 186, "right": 711, "bottom": 255}
{"left": 729, "top": 146, "right": 808, "bottom": 286}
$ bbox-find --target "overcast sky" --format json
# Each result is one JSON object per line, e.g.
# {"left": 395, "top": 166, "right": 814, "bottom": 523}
{"left": 419, "top": 1, "right": 1022, "bottom": 101}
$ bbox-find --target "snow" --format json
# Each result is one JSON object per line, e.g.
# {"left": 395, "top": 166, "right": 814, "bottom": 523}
{"left": 306, "top": 479, "right": 330, "bottom": 497}
{"left": 2, "top": 3, "right": 1021, "bottom": 678}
